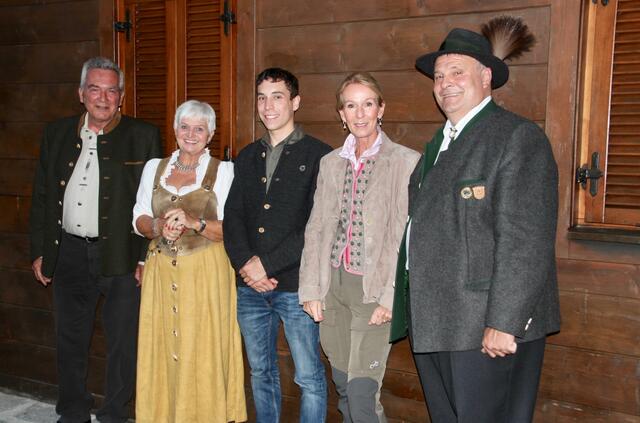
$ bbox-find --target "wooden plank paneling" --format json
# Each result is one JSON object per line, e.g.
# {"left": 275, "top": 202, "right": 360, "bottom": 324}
{"left": 0, "top": 268, "right": 51, "bottom": 309}
{"left": 0, "top": 304, "right": 55, "bottom": 347}
{"left": 0, "top": 0, "right": 99, "bottom": 45}
{"left": 0, "top": 233, "right": 31, "bottom": 270}
{"left": 0, "top": 341, "right": 106, "bottom": 395}
{"left": 551, "top": 291, "right": 640, "bottom": 356}
{"left": 568, "top": 239, "right": 640, "bottom": 264}
{"left": 0, "top": 196, "right": 31, "bottom": 234}
{"left": 258, "top": 7, "right": 550, "bottom": 74}
{"left": 557, "top": 258, "right": 640, "bottom": 299}
{"left": 0, "top": 159, "right": 37, "bottom": 197}
{"left": 535, "top": 398, "right": 640, "bottom": 422}
{"left": 0, "top": 42, "right": 97, "bottom": 84}
{"left": 0, "top": 122, "right": 44, "bottom": 159}
{"left": 0, "top": 84, "right": 82, "bottom": 123}
{"left": 539, "top": 344, "right": 640, "bottom": 416}
{"left": 258, "top": 0, "right": 550, "bottom": 27}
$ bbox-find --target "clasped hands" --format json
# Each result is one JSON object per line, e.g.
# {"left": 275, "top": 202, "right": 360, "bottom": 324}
{"left": 240, "top": 255, "right": 278, "bottom": 293}
{"left": 161, "top": 208, "right": 198, "bottom": 242}
{"left": 303, "top": 300, "right": 392, "bottom": 326}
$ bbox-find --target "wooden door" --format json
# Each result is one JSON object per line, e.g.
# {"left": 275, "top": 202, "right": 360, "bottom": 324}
{"left": 115, "top": 0, "right": 236, "bottom": 158}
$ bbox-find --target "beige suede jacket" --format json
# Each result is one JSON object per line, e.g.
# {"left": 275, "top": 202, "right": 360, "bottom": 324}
{"left": 299, "top": 132, "right": 420, "bottom": 310}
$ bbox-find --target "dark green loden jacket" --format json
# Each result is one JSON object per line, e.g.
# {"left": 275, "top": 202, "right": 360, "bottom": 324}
{"left": 29, "top": 113, "right": 162, "bottom": 278}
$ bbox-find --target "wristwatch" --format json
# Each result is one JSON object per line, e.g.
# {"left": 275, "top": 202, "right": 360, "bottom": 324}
{"left": 196, "top": 218, "right": 207, "bottom": 233}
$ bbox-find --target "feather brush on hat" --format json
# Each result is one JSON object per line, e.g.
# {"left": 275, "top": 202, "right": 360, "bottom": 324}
{"left": 481, "top": 16, "right": 536, "bottom": 61}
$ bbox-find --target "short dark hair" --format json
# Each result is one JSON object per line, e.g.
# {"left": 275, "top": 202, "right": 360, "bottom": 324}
{"left": 255, "top": 68, "right": 299, "bottom": 99}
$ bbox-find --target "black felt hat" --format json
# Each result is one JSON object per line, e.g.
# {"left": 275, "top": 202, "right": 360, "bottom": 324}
{"left": 416, "top": 28, "right": 509, "bottom": 89}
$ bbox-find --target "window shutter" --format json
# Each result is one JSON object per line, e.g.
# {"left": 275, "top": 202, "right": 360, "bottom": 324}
{"left": 119, "top": 0, "right": 169, "bottom": 144}
{"left": 185, "top": 0, "right": 223, "bottom": 157}
{"left": 604, "top": 0, "right": 640, "bottom": 225}
{"left": 116, "top": 0, "right": 235, "bottom": 158}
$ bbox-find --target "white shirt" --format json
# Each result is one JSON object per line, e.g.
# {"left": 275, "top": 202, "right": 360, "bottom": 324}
{"left": 63, "top": 114, "right": 100, "bottom": 237}
{"left": 132, "top": 149, "right": 234, "bottom": 236}
{"left": 406, "top": 96, "right": 492, "bottom": 269}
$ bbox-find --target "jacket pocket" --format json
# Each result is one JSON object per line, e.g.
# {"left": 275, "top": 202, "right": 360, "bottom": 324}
{"left": 458, "top": 178, "right": 494, "bottom": 291}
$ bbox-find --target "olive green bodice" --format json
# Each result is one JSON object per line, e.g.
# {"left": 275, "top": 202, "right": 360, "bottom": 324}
{"left": 148, "top": 156, "right": 220, "bottom": 257}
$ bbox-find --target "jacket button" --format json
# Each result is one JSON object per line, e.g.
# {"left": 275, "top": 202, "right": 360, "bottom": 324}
{"left": 103, "top": 176, "right": 110, "bottom": 180}
{"left": 171, "top": 195, "right": 177, "bottom": 201}
{"left": 258, "top": 227, "right": 265, "bottom": 234}
{"left": 54, "top": 240, "right": 59, "bottom": 245}
{"left": 263, "top": 203, "right": 271, "bottom": 210}
{"left": 76, "top": 143, "right": 81, "bottom": 149}
{"left": 261, "top": 152, "right": 266, "bottom": 158}
{"left": 261, "top": 177, "right": 267, "bottom": 183}
{"left": 57, "top": 219, "right": 61, "bottom": 225}
{"left": 58, "top": 201, "right": 62, "bottom": 206}
{"left": 68, "top": 162, "right": 74, "bottom": 167}
{"left": 60, "top": 180, "right": 66, "bottom": 186}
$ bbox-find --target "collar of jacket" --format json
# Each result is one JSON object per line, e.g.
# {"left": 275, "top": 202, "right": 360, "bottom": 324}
{"left": 76, "top": 111, "right": 122, "bottom": 137}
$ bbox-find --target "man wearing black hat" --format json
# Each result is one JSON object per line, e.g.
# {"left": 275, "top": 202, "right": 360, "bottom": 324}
{"left": 390, "top": 18, "right": 560, "bottom": 422}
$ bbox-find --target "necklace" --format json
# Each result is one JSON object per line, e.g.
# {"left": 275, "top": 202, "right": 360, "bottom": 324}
{"left": 174, "top": 156, "right": 198, "bottom": 172}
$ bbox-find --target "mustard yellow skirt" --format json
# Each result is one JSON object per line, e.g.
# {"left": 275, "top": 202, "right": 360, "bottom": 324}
{"left": 136, "top": 241, "right": 246, "bottom": 423}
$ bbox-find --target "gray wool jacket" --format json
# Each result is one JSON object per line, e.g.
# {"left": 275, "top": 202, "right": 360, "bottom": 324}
{"left": 408, "top": 104, "right": 561, "bottom": 353}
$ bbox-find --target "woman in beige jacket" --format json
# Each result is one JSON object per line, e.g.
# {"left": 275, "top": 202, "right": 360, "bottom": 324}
{"left": 299, "top": 72, "right": 420, "bottom": 422}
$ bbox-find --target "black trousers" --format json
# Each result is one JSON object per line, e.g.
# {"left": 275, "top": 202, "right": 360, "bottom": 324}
{"left": 412, "top": 338, "right": 545, "bottom": 423}
{"left": 54, "top": 232, "right": 140, "bottom": 423}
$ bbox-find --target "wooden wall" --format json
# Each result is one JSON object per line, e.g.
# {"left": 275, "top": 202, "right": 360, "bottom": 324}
{"left": 235, "top": 0, "right": 640, "bottom": 422}
{"left": 0, "top": 0, "right": 114, "bottom": 404}
{"left": 0, "top": 1, "right": 638, "bottom": 423}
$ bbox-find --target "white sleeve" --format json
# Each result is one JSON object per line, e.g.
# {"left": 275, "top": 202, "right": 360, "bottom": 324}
{"left": 213, "top": 161, "right": 234, "bottom": 220}
{"left": 132, "top": 158, "right": 161, "bottom": 236}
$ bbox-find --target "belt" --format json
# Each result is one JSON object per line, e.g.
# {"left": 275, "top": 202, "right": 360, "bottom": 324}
{"left": 67, "top": 233, "right": 100, "bottom": 243}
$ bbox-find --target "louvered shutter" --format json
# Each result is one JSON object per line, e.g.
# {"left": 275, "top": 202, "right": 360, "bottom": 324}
{"left": 119, "top": 0, "right": 169, "bottom": 144}
{"left": 185, "top": 0, "right": 223, "bottom": 157}
{"left": 604, "top": 0, "right": 640, "bottom": 225}
{"left": 579, "top": 0, "right": 640, "bottom": 228}
{"left": 116, "top": 0, "right": 234, "bottom": 158}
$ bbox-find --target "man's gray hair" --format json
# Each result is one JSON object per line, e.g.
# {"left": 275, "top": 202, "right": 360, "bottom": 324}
{"left": 79, "top": 57, "right": 125, "bottom": 91}
{"left": 173, "top": 100, "right": 217, "bottom": 134}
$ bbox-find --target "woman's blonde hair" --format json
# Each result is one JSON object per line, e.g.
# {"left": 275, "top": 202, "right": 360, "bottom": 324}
{"left": 336, "top": 72, "right": 385, "bottom": 111}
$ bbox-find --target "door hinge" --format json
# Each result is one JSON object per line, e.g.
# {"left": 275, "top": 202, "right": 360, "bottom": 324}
{"left": 592, "top": 0, "right": 609, "bottom": 5}
{"left": 576, "top": 152, "right": 604, "bottom": 197}
{"left": 220, "top": 0, "right": 237, "bottom": 36}
{"left": 114, "top": 9, "right": 132, "bottom": 42}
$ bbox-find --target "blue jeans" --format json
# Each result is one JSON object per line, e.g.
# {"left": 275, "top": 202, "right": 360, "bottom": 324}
{"left": 237, "top": 287, "right": 327, "bottom": 423}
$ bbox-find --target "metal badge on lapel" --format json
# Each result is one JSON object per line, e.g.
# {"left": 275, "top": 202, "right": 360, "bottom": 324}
{"left": 472, "top": 185, "right": 485, "bottom": 199}
{"left": 460, "top": 187, "right": 473, "bottom": 199}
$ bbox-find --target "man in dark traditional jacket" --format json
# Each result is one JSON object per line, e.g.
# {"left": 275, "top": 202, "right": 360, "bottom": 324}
{"left": 391, "top": 19, "right": 561, "bottom": 423}
{"left": 223, "top": 68, "right": 331, "bottom": 422}
{"left": 29, "top": 57, "right": 162, "bottom": 423}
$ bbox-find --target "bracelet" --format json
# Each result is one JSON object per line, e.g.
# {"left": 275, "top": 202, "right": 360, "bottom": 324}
{"left": 196, "top": 218, "right": 207, "bottom": 234}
